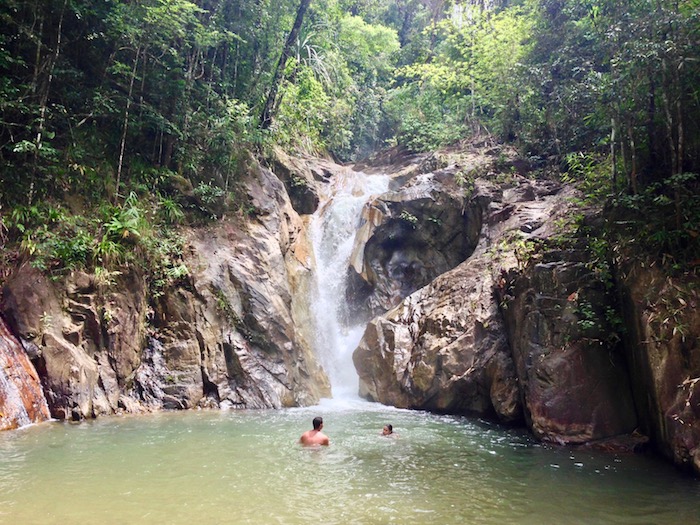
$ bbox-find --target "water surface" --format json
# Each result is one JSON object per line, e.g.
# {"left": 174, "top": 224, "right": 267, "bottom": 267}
{"left": 1, "top": 399, "right": 697, "bottom": 525}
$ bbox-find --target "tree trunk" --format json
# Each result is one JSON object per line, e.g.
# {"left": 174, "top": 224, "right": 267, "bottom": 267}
{"left": 627, "top": 119, "right": 638, "bottom": 194}
{"left": 248, "top": 0, "right": 267, "bottom": 96}
{"left": 397, "top": 0, "right": 416, "bottom": 47}
{"left": 611, "top": 117, "right": 617, "bottom": 189}
{"left": 661, "top": 58, "right": 677, "bottom": 178}
{"left": 674, "top": 65, "right": 683, "bottom": 229}
{"left": 675, "top": 68, "right": 683, "bottom": 175}
{"left": 33, "top": 0, "right": 67, "bottom": 178}
{"left": 31, "top": 7, "right": 44, "bottom": 98}
{"left": 115, "top": 45, "right": 141, "bottom": 204}
{"left": 646, "top": 64, "right": 657, "bottom": 168}
{"left": 259, "top": 0, "right": 312, "bottom": 130}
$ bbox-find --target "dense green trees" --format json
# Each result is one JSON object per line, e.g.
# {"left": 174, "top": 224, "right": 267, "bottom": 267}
{"left": 384, "top": 0, "right": 699, "bottom": 182}
{"left": 0, "top": 0, "right": 405, "bottom": 206}
{"left": 0, "top": 0, "right": 698, "bottom": 270}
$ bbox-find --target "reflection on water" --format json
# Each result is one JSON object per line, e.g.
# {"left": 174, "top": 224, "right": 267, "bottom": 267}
{"left": 0, "top": 401, "right": 697, "bottom": 525}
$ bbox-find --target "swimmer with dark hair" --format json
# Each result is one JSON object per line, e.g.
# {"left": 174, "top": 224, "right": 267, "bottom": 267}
{"left": 300, "top": 416, "right": 330, "bottom": 446}
{"left": 381, "top": 424, "right": 397, "bottom": 437}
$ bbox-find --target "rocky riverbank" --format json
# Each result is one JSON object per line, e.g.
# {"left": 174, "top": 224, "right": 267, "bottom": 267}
{"left": 1, "top": 143, "right": 698, "bottom": 475}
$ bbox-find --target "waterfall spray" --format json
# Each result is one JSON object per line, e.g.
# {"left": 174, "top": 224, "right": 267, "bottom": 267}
{"left": 309, "top": 169, "right": 390, "bottom": 399}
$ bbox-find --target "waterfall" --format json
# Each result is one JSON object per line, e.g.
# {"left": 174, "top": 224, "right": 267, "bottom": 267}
{"left": 309, "top": 169, "right": 390, "bottom": 399}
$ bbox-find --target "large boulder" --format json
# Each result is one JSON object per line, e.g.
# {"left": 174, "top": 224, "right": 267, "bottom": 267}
{"left": 353, "top": 251, "right": 521, "bottom": 422}
{"left": 352, "top": 173, "right": 552, "bottom": 422}
{"left": 269, "top": 146, "right": 339, "bottom": 215}
{"left": 0, "top": 315, "right": 51, "bottom": 429}
{"left": 132, "top": 160, "right": 330, "bottom": 410}
{"left": 501, "top": 250, "right": 638, "bottom": 443}
{"left": 346, "top": 167, "right": 481, "bottom": 321}
{"left": 616, "top": 261, "right": 700, "bottom": 473}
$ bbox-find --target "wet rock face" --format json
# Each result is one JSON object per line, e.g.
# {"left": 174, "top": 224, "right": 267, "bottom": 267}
{"left": 149, "top": 169, "right": 330, "bottom": 410}
{"left": 0, "top": 316, "right": 51, "bottom": 429}
{"left": 346, "top": 171, "right": 482, "bottom": 321}
{"left": 617, "top": 262, "right": 700, "bottom": 474}
{"left": 501, "top": 252, "right": 638, "bottom": 443}
{"left": 269, "top": 146, "right": 337, "bottom": 215}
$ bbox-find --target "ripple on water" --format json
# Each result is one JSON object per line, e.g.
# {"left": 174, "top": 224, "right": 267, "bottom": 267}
{"left": 0, "top": 407, "right": 699, "bottom": 525}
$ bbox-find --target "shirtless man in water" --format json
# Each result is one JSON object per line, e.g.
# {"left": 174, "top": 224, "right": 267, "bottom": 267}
{"left": 299, "top": 416, "right": 330, "bottom": 447}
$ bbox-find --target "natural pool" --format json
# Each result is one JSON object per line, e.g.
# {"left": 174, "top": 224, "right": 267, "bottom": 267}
{"left": 0, "top": 398, "right": 698, "bottom": 525}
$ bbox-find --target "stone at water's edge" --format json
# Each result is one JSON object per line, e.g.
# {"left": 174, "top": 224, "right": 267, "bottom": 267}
{"left": 1, "top": 265, "right": 140, "bottom": 420}
{"left": 348, "top": 153, "right": 520, "bottom": 417}
{"left": 502, "top": 254, "right": 638, "bottom": 443}
{"left": 0, "top": 316, "right": 50, "bottom": 429}
{"left": 151, "top": 163, "right": 330, "bottom": 409}
{"left": 353, "top": 254, "right": 522, "bottom": 422}
{"left": 352, "top": 151, "right": 641, "bottom": 445}
{"left": 616, "top": 262, "right": 700, "bottom": 473}
{"left": 351, "top": 142, "right": 698, "bottom": 473}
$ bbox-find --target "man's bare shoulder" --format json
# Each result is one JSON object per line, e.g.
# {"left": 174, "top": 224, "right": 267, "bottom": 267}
{"left": 300, "top": 430, "right": 329, "bottom": 446}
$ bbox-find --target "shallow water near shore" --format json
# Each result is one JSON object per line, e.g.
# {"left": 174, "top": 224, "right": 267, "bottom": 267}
{"left": 0, "top": 398, "right": 698, "bottom": 525}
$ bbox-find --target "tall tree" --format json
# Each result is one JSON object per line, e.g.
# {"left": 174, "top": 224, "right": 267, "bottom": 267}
{"left": 259, "top": 0, "right": 312, "bottom": 129}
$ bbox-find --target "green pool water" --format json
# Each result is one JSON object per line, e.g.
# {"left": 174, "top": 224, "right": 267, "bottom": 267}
{"left": 0, "top": 398, "right": 697, "bottom": 525}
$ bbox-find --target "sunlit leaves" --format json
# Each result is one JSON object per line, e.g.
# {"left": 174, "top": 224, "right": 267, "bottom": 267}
{"left": 338, "top": 14, "right": 399, "bottom": 81}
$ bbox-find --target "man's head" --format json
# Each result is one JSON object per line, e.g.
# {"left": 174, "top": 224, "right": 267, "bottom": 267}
{"left": 313, "top": 416, "right": 323, "bottom": 430}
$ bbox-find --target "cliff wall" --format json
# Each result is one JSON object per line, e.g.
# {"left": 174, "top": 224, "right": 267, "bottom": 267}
{"left": 1, "top": 145, "right": 697, "bottom": 475}
{"left": 0, "top": 158, "right": 330, "bottom": 421}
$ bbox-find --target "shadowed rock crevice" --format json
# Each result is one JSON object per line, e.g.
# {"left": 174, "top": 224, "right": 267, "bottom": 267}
{"left": 346, "top": 170, "right": 482, "bottom": 322}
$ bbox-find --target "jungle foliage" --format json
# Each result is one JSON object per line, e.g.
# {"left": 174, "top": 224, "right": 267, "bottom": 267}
{"left": 0, "top": 0, "right": 698, "bottom": 275}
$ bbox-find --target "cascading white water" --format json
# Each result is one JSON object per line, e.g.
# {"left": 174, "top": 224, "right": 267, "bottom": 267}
{"left": 308, "top": 168, "right": 390, "bottom": 399}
